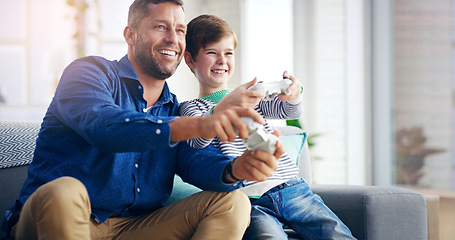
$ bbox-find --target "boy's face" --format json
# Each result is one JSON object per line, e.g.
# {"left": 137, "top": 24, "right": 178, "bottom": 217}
{"left": 191, "top": 36, "right": 235, "bottom": 90}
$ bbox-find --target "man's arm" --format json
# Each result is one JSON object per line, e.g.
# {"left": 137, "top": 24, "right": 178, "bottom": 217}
{"left": 176, "top": 131, "right": 284, "bottom": 189}
{"left": 169, "top": 106, "right": 265, "bottom": 143}
{"left": 172, "top": 106, "right": 282, "bottom": 184}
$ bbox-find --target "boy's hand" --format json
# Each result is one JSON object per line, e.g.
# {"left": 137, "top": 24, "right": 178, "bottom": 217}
{"left": 277, "top": 71, "right": 302, "bottom": 102}
{"left": 226, "top": 132, "right": 284, "bottom": 182}
{"left": 212, "top": 78, "right": 265, "bottom": 114}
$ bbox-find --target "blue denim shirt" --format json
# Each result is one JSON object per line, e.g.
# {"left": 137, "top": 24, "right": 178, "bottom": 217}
{"left": 3, "top": 55, "right": 241, "bottom": 227}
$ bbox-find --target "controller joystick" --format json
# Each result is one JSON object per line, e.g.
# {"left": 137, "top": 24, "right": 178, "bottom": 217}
{"left": 240, "top": 117, "right": 278, "bottom": 154}
{"left": 247, "top": 78, "right": 292, "bottom": 100}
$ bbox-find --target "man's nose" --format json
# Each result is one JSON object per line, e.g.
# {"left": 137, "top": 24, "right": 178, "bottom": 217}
{"left": 164, "top": 29, "right": 178, "bottom": 43}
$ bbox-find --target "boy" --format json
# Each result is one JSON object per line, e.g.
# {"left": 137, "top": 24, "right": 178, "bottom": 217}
{"left": 180, "top": 14, "right": 356, "bottom": 239}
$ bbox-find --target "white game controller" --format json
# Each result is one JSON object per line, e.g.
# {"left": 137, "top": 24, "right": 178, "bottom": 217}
{"left": 240, "top": 117, "right": 278, "bottom": 154}
{"left": 247, "top": 78, "right": 292, "bottom": 101}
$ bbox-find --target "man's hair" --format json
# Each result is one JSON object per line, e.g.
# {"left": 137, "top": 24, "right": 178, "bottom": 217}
{"left": 128, "top": 0, "right": 184, "bottom": 28}
{"left": 185, "top": 14, "right": 237, "bottom": 58}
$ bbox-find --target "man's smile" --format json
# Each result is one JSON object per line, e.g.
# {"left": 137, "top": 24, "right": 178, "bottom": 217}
{"left": 158, "top": 49, "right": 177, "bottom": 56}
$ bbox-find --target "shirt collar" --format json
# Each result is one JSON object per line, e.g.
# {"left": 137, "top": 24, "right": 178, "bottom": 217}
{"left": 201, "top": 89, "right": 232, "bottom": 103}
{"left": 118, "top": 55, "right": 175, "bottom": 105}
{"left": 118, "top": 55, "right": 139, "bottom": 80}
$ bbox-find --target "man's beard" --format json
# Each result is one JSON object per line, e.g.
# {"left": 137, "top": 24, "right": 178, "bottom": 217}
{"left": 135, "top": 35, "right": 181, "bottom": 80}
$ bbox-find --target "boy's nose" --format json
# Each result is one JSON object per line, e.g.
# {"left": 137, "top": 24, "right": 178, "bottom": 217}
{"left": 217, "top": 55, "right": 226, "bottom": 64}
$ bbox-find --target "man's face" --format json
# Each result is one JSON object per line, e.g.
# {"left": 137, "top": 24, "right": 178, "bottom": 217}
{"left": 133, "top": 2, "right": 186, "bottom": 80}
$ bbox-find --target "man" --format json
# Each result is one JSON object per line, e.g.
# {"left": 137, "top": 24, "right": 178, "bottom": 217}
{"left": 2, "top": 0, "right": 283, "bottom": 239}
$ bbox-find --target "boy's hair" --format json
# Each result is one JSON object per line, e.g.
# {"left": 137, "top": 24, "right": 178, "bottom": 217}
{"left": 186, "top": 14, "right": 237, "bottom": 58}
{"left": 128, "top": 0, "right": 184, "bottom": 28}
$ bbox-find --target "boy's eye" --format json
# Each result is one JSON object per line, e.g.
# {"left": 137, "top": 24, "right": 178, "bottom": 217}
{"left": 226, "top": 52, "right": 234, "bottom": 56}
{"left": 207, "top": 51, "right": 216, "bottom": 55}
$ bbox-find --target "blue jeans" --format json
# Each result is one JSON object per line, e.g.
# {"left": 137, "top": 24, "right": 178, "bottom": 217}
{"left": 243, "top": 178, "right": 356, "bottom": 240}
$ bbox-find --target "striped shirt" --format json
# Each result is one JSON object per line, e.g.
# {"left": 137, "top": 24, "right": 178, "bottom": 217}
{"left": 180, "top": 89, "right": 304, "bottom": 197}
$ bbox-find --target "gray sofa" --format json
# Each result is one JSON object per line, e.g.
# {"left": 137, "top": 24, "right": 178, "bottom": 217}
{"left": 0, "top": 121, "right": 428, "bottom": 239}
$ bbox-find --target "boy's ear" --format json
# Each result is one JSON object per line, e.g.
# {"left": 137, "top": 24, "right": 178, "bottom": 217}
{"left": 184, "top": 51, "right": 195, "bottom": 70}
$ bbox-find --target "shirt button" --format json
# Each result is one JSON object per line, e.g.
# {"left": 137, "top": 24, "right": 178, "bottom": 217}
{"left": 143, "top": 108, "right": 148, "bottom": 113}
{"left": 135, "top": 163, "right": 139, "bottom": 168}
{"left": 138, "top": 85, "right": 142, "bottom": 90}
{"left": 125, "top": 118, "right": 130, "bottom": 122}
{"left": 157, "top": 120, "right": 163, "bottom": 124}
{"left": 156, "top": 129, "right": 161, "bottom": 134}
{"left": 137, "top": 188, "right": 140, "bottom": 192}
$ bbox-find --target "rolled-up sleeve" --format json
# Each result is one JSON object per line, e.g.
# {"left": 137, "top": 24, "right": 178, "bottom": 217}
{"left": 50, "top": 56, "right": 178, "bottom": 152}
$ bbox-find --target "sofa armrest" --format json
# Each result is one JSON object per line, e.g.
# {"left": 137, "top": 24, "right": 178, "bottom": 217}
{"left": 311, "top": 184, "right": 428, "bottom": 240}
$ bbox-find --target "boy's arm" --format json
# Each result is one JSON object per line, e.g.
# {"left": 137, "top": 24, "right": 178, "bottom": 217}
{"left": 212, "top": 78, "right": 265, "bottom": 114}
{"left": 213, "top": 72, "right": 303, "bottom": 118}
{"left": 179, "top": 100, "right": 215, "bottom": 148}
{"left": 257, "top": 92, "right": 303, "bottom": 119}
{"left": 258, "top": 71, "right": 304, "bottom": 119}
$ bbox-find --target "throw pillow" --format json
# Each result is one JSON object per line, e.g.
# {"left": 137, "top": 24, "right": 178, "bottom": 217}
{"left": 279, "top": 132, "right": 307, "bottom": 165}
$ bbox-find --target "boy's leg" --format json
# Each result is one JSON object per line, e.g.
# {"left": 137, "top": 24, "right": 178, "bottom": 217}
{"left": 242, "top": 205, "right": 288, "bottom": 240}
{"left": 12, "top": 177, "right": 92, "bottom": 240}
{"left": 111, "top": 190, "right": 250, "bottom": 240}
{"left": 273, "top": 178, "right": 355, "bottom": 239}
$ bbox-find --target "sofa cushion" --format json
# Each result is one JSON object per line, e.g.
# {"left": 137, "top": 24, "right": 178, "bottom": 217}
{"left": 165, "top": 175, "right": 202, "bottom": 206}
{"left": 0, "top": 121, "right": 40, "bottom": 169}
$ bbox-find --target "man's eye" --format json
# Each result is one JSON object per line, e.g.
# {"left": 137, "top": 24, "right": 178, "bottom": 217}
{"left": 155, "top": 25, "right": 166, "bottom": 31}
{"left": 177, "top": 29, "right": 186, "bottom": 35}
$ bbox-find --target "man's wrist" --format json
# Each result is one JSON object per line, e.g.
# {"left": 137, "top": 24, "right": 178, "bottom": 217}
{"left": 223, "top": 160, "right": 242, "bottom": 182}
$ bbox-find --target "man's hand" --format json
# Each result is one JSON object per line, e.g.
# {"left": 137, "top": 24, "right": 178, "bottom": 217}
{"left": 212, "top": 78, "right": 265, "bottom": 114}
{"left": 224, "top": 131, "right": 285, "bottom": 182}
{"left": 277, "top": 71, "right": 302, "bottom": 102}
{"left": 169, "top": 106, "right": 265, "bottom": 143}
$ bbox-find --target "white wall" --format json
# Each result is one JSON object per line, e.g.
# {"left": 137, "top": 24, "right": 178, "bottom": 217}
{"left": 0, "top": 0, "right": 77, "bottom": 120}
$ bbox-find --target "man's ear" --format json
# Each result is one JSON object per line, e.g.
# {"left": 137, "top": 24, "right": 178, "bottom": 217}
{"left": 124, "top": 26, "right": 136, "bottom": 45}
{"left": 184, "top": 51, "right": 195, "bottom": 70}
